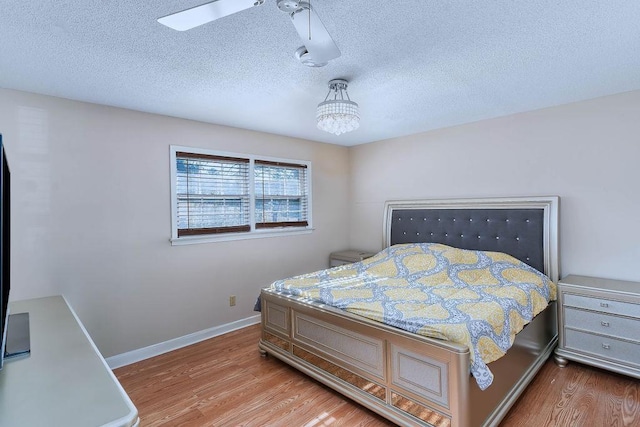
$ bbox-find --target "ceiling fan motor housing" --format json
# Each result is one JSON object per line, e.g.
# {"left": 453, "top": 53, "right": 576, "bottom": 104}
{"left": 277, "top": 0, "right": 301, "bottom": 13}
{"left": 295, "top": 46, "right": 327, "bottom": 67}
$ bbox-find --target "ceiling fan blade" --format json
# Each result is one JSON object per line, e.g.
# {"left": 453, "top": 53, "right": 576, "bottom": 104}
{"left": 158, "top": 0, "right": 264, "bottom": 31}
{"left": 289, "top": 3, "right": 341, "bottom": 63}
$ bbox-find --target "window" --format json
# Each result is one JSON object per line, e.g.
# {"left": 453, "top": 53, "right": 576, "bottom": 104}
{"left": 170, "top": 146, "right": 311, "bottom": 244}
{"left": 175, "top": 153, "right": 250, "bottom": 236}
{"left": 255, "top": 160, "right": 308, "bottom": 229}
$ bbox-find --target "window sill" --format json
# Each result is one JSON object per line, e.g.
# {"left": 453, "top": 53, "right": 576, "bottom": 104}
{"left": 170, "top": 227, "right": 314, "bottom": 246}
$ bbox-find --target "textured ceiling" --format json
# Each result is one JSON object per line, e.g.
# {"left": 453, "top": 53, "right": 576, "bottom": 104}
{"left": 1, "top": 1, "right": 639, "bottom": 146}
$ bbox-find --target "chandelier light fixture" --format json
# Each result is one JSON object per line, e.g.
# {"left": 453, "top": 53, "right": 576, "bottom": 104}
{"left": 316, "top": 79, "right": 360, "bottom": 135}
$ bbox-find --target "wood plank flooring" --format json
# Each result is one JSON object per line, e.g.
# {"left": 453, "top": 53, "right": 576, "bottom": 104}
{"left": 115, "top": 324, "right": 640, "bottom": 426}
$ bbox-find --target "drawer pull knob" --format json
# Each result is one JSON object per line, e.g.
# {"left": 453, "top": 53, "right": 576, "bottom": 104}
{"left": 602, "top": 343, "right": 610, "bottom": 350}
{"left": 600, "top": 302, "right": 609, "bottom": 308}
{"left": 601, "top": 321, "right": 610, "bottom": 327}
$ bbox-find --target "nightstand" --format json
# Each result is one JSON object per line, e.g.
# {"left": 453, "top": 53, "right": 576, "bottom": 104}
{"left": 329, "top": 250, "right": 376, "bottom": 267}
{"left": 554, "top": 275, "right": 640, "bottom": 379}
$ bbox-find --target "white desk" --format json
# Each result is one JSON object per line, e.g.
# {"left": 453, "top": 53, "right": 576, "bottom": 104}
{"left": 0, "top": 296, "right": 139, "bottom": 427}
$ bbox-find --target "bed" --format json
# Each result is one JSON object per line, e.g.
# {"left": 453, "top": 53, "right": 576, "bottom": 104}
{"left": 259, "top": 196, "right": 559, "bottom": 427}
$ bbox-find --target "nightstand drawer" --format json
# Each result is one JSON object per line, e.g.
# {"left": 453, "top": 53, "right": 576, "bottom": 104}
{"left": 565, "top": 329, "right": 640, "bottom": 367}
{"left": 564, "top": 293, "right": 640, "bottom": 319}
{"left": 564, "top": 307, "right": 640, "bottom": 342}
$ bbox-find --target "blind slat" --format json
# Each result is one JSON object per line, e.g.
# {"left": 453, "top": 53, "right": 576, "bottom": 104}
{"left": 256, "top": 221, "right": 309, "bottom": 229}
{"left": 178, "top": 225, "right": 251, "bottom": 236}
{"left": 177, "top": 152, "right": 250, "bottom": 163}
{"left": 255, "top": 159, "right": 308, "bottom": 168}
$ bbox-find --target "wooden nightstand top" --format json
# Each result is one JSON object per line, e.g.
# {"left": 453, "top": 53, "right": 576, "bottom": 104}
{"left": 330, "top": 250, "right": 376, "bottom": 263}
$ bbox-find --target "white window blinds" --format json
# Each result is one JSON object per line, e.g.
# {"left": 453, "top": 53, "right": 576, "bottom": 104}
{"left": 255, "top": 160, "right": 309, "bottom": 228}
{"left": 172, "top": 147, "right": 311, "bottom": 241}
{"left": 176, "top": 152, "right": 250, "bottom": 236}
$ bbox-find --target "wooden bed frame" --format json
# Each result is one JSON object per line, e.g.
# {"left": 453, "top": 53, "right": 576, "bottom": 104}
{"left": 259, "top": 197, "right": 559, "bottom": 427}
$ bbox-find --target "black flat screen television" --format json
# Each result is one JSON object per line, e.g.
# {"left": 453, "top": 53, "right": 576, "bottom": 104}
{"left": 0, "top": 134, "right": 11, "bottom": 370}
{"left": 0, "top": 135, "right": 30, "bottom": 371}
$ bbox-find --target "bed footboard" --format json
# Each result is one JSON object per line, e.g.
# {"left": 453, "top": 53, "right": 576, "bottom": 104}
{"left": 259, "top": 290, "right": 557, "bottom": 427}
{"left": 260, "top": 290, "right": 470, "bottom": 427}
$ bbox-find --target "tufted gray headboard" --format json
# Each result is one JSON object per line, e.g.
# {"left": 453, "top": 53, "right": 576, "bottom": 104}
{"left": 383, "top": 197, "right": 559, "bottom": 282}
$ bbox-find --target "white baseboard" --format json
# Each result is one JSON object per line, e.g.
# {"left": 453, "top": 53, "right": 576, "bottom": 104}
{"left": 106, "top": 314, "right": 261, "bottom": 369}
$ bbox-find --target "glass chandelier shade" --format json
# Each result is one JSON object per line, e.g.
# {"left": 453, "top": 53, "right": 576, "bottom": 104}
{"left": 316, "top": 79, "right": 360, "bottom": 135}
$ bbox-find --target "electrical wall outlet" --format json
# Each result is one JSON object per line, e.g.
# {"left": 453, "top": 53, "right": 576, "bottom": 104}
{"left": 229, "top": 295, "right": 236, "bottom": 307}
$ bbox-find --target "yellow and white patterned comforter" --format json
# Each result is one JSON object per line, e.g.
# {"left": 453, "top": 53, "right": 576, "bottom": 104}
{"left": 270, "top": 243, "right": 556, "bottom": 390}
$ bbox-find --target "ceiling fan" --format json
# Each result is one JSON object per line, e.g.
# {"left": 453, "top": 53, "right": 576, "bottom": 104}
{"left": 158, "top": 0, "right": 341, "bottom": 66}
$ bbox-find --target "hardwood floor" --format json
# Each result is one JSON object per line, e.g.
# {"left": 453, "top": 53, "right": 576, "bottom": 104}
{"left": 115, "top": 324, "right": 639, "bottom": 426}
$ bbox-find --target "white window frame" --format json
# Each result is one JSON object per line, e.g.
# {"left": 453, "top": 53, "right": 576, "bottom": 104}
{"left": 170, "top": 145, "right": 313, "bottom": 245}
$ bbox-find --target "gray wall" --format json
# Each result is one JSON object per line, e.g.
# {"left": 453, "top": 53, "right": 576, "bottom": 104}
{"left": 2, "top": 87, "right": 639, "bottom": 359}
{"left": 0, "top": 88, "right": 350, "bottom": 357}
{"left": 348, "top": 90, "right": 640, "bottom": 282}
